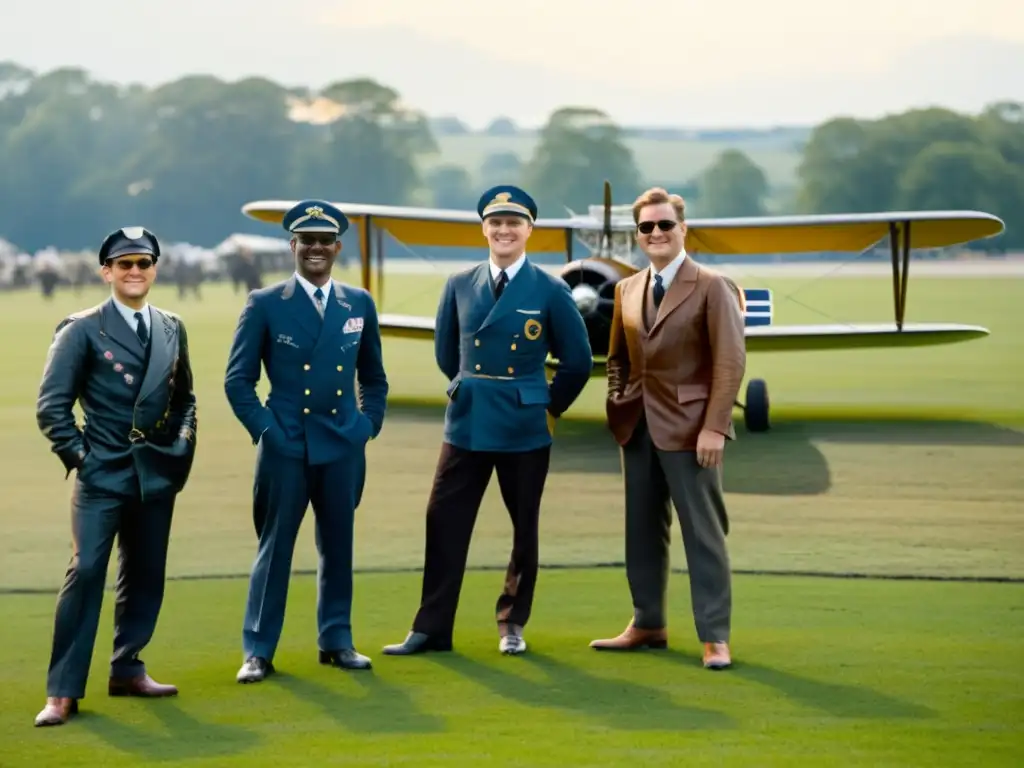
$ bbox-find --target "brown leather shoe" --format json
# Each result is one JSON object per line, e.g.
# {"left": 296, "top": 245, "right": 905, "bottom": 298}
{"left": 590, "top": 619, "right": 668, "bottom": 651}
{"left": 34, "top": 697, "right": 78, "bottom": 727}
{"left": 108, "top": 673, "right": 178, "bottom": 697}
{"left": 703, "top": 642, "right": 732, "bottom": 669}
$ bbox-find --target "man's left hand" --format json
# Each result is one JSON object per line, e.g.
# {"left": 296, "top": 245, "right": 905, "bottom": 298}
{"left": 696, "top": 429, "right": 725, "bottom": 468}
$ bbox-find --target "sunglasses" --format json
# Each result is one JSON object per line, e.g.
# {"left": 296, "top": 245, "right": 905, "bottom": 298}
{"left": 109, "top": 258, "right": 154, "bottom": 271}
{"left": 297, "top": 234, "right": 337, "bottom": 246}
{"left": 637, "top": 219, "right": 678, "bottom": 235}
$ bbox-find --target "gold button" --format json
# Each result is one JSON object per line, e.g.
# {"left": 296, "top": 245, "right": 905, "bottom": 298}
{"left": 508, "top": 366, "right": 514, "bottom": 374}
{"left": 336, "top": 389, "right": 342, "bottom": 396}
{"left": 331, "top": 408, "right": 337, "bottom": 414}
{"left": 305, "top": 389, "right": 310, "bottom": 395}
{"left": 510, "top": 343, "right": 517, "bottom": 350}
{"left": 304, "top": 364, "right": 310, "bottom": 370}
{"left": 475, "top": 364, "right": 481, "bottom": 371}
{"left": 474, "top": 339, "right": 480, "bottom": 347}
{"left": 303, "top": 408, "right": 310, "bottom": 414}
{"left": 337, "top": 365, "right": 343, "bottom": 371}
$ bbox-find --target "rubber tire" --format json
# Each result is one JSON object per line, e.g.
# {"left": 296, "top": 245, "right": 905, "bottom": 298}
{"left": 744, "top": 378, "right": 770, "bottom": 432}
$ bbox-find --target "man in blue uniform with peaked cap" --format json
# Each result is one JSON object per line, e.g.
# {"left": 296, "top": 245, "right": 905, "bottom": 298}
{"left": 383, "top": 185, "right": 593, "bottom": 657}
{"left": 225, "top": 199, "right": 388, "bottom": 683}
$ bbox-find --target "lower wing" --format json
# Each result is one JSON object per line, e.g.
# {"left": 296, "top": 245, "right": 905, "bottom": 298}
{"left": 380, "top": 314, "right": 990, "bottom": 376}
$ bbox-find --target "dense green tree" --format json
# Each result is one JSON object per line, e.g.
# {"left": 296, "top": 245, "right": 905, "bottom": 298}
{"left": 0, "top": 61, "right": 1018, "bottom": 252}
{"left": 697, "top": 149, "right": 768, "bottom": 217}
{"left": 426, "top": 163, "right": 477, "bottom": 210}
{"left": 520, "top": 107, "right": 643, "bottom": 216}
{"left": 794, "top": 105, "right": 1023, "bottom": 248}
{"left": 479, "top": 151, "right": 523, "bottom": 189}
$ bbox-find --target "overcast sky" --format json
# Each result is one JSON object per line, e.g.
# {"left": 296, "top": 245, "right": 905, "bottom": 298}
{"left": 3, "top": 0, "right": 1023, "bottom": 127}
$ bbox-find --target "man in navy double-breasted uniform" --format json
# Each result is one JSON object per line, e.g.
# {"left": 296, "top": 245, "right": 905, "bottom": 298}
{"left": 383, "top": 185, "right": 593, "bottom": 657}
{"left": 225, "top": 199, "right": 388, "bottom": 683}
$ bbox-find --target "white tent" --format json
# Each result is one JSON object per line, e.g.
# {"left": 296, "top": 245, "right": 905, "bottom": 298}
{"left": 212, "top": 233, "right": 291, "bottom": 258}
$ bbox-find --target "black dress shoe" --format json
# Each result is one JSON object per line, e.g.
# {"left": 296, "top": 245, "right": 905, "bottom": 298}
{"left": 236, "top": 656, "right": 274, "bottom": 683}
{"left": 319, "top": 648, "right": 372, "bottom": 670}
{"left": 382, "top": 631, "right": 453, "bottom": 655}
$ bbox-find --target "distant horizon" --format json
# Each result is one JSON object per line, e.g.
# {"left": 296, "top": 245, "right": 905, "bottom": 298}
{"left": 4, "top": 58, "right": 1007, "bottom": 134}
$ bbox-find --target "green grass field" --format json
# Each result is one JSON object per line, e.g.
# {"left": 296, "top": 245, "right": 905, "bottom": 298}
{"left": 426, "top": 134, "right": 803, "bottom": 192}
{"left": 0, "top": 266, "right": 1021, "bottom": 766}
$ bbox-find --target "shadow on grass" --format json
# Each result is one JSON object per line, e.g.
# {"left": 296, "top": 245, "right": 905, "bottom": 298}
{"left": 381, "top": 401, "right": 1023, "bottom": 498}
{"left": 274, "top": 669, "right": 445, "bottom": 733}
{"left": 426, "top": 650, "right": 735, "bottom": 731}
{"left": 382, "top": 401, "right": 832, "bottom": 496}
{"left": 783, "top": 417, "right": 1024, "bottom": 447}
{"left": 80, "top": 699, "right": 258, "bottom": 761}
{"left": 654, "top": 650, "right": 936, "bottom": 720}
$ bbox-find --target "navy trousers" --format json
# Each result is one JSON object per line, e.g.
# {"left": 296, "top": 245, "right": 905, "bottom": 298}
{"left": 46, "top": 479, "right": 176, "bottom": 698}
{"left": 241, "top": 441, "right": 366, "bottom": 662}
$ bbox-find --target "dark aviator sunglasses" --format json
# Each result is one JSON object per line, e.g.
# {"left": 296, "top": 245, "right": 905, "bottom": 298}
{"left": 637, "top": 219, "right": 678, "bottom": 235}
{"left": 109, "top": 257, "right": 154, "bottom": 271}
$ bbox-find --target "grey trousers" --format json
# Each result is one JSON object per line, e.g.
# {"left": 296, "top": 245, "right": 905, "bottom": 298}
{"left": 46, "top": 480, "right": 175, "bottom": 698}
{"left": 620, "top": 417, "right": 732, "bottom": 643}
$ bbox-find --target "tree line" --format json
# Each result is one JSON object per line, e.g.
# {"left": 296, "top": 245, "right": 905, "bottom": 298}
{"left": 1, "top": 61, "right": 1021, "bottom": 253}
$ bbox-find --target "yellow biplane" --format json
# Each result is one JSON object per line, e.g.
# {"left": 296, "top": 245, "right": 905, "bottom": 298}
{"left": 240, "top": 183, "right": 1005, "bottom": 432}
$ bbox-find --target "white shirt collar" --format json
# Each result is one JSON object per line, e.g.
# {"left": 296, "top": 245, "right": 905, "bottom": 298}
{"left": 489, "top": 252, "right": 526, "bottom": 282}
{"left": 111, "top": 296, "right": 150, "bottom": 331}
{"left": 294, "top": 272, "right": 333, "bottom": 301}
{"left": 650, "top": 251, "right": 687, "bottom": 289}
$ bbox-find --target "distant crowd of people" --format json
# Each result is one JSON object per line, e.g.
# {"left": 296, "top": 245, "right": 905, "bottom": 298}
{"left": 0, "top": 244, "right": 269, "bottom": 300}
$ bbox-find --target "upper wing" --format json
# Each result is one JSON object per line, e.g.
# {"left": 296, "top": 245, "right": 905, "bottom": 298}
{"left": 686, "top": 210, "right": 1005, "bottom": 253}
{"left": 243, "top": 200, "right": 1005, "bottom": 254}
{"left": 243, "top": 200, "right": 585, "bottom": 253}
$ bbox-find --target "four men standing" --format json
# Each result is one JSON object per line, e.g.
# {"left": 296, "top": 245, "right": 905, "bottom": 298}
{"left": 31, "top": 184, "right": 742, "bottom": 725}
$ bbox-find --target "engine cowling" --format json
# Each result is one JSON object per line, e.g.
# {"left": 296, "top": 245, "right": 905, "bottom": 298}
{"left": 558, "top": 257, "right": 640, "bottom": 358}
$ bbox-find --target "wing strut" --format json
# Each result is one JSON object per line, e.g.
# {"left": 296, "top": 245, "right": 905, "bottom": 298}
{"left": 601, "top": 179, "right": 613, "bottom": 256}
{"left": 375, "top": 224, "right": 385, "bottom": 309}
{"left": 888, "top": 220, "right": 912, "bottom": 330}
{"left": 361, "top": 215, "right": 373, "bottom": 293}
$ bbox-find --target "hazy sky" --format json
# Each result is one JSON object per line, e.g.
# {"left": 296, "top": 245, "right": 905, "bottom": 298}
{"left": 3, "top": 0, "right": 1023, "bottom": 126}
{"left": 322, "top": 0, "right": 1023, "bottom": 82}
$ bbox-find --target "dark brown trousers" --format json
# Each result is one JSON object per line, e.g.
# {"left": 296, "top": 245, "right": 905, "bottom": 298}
{"left": 412, "top": 442, "right": 551, "bottom": 639}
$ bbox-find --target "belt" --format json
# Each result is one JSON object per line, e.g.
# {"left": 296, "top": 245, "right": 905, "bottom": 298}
{"left": 463, "top": 373, "right": 516, "bottom": 381}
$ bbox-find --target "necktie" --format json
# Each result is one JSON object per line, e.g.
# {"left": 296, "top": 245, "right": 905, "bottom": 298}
{"left": 313, "top": 287, "right": 325, "bottom": 318}
{"left": 134, "top": 311, "right": 149, "bottom": 345}
{"left": 652, "top": 274, "right": 665, "bottom": 309}
{"left": 495, "top": 270, "right": 508, "bottom": 299}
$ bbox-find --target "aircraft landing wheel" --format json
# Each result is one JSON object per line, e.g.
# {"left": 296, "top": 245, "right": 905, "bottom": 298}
{"left": 744, "top": 378, "right": 770, "bottom": 433}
